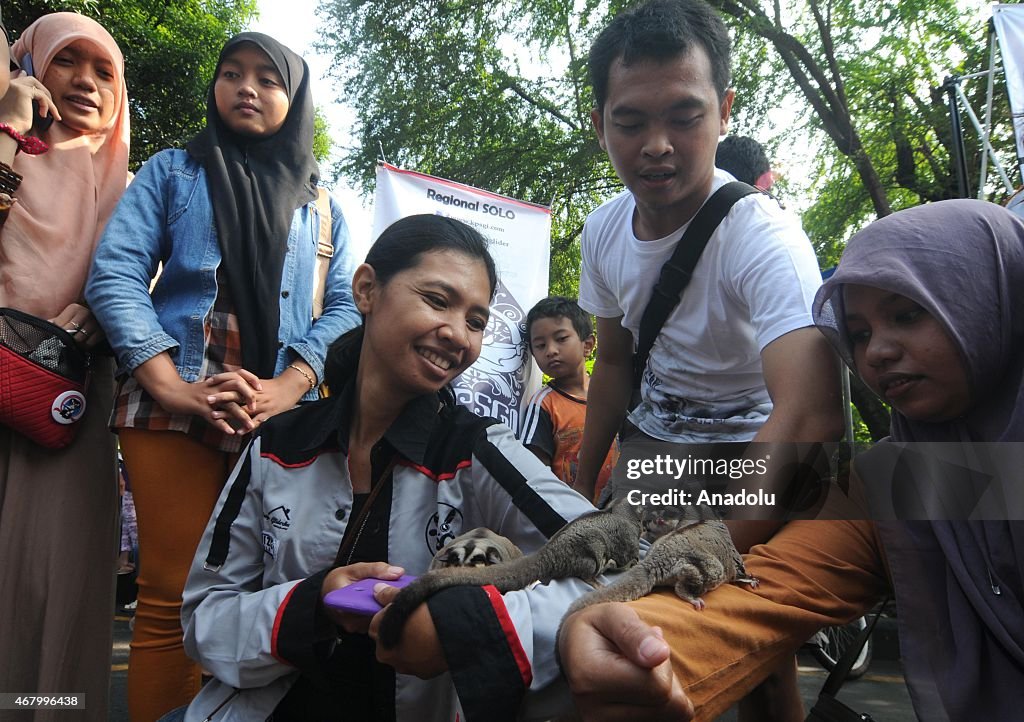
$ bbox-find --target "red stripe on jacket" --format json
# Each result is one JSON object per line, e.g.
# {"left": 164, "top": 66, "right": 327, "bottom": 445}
{"left": 270, "top": 583, "right": 300, "bottom": 665}
{"left": 482, "top": 584, "right": 533, "bottom": 687}
{"left": 398, "top": 458, "right": 473, "bottom": 483}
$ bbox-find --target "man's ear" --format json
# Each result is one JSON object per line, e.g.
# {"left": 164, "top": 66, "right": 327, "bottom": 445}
{"left": 351, "top": 263, "right": 377, "bottom": 315}
{"left": 591, "top": 107, "right": 607, "bottom": 152}
{"left": 719, "top": 88, "right": 736, "bottom": 136}
{"left": 584, "top": 334, "right": 597, "bottom": 359}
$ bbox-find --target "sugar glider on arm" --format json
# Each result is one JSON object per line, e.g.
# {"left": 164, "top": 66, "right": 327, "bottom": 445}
{"left": 378, "top": 500, "right": 642, "bottom": 648}
{"left": 429, "top": 527, "right": 524, "bottom": 570}
{"left": 566, "top": 516, "right": 759, "bottom": 615}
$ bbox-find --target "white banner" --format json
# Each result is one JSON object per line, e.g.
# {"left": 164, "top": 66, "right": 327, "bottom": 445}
{"left": 371, "top": 163, "right": 551, "bottom": 431}
{"left": 993, "top": 4, "right": 1024, "bottom": 182}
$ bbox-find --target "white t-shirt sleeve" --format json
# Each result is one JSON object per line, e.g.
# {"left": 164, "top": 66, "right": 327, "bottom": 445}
{"left": 578, "top": 212, "right": 625, "bottom": 319}
{"left": 721, "top": 195, "right": 822, "bottom": 351}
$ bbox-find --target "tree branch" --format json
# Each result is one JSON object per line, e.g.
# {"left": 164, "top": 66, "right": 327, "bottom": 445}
{"left": 808, "top": 0, "right": 847, "bottom": 108}
{"left": 715, "top": 0, "right": 891, "bottom": 215}
{"left": 716, "top": 0, "right": 851, "bottom": 134}
{"left": 563, "top": 9, "right": 586, "bottom": 128}
{"left": 493, "top": 70, "right": 577, "bottom": 129}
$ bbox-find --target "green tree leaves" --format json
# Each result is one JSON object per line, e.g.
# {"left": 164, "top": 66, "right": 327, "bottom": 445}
{"left": 320, "top": 0, "right": 1006, "bottom": 295}
{"left": 318, "top": 0, "right": 614, "bottom": 297}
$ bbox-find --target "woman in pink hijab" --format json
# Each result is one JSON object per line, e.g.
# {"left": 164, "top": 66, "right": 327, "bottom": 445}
{"left": 0, "top": 13, "right": 130, "bottom": 721}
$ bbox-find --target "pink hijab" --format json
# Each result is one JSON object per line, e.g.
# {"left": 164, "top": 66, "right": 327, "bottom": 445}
{"left": 0, "top": 12, "right": 130, "bottom": 319}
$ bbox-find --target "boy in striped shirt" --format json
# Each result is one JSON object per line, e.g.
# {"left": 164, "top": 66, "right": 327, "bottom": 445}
{"left": 519, "top": 296, "right": 617, "bottom": 502}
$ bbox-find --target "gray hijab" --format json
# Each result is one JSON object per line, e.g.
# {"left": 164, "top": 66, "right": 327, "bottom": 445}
{"left": 813, "top": 199, "right": 1024, "bottom": 720}
{"left": 813, "top": 198, "right": 1024, "bottom": 442}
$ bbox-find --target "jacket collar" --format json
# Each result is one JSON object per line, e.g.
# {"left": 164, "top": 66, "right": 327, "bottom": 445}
{"left": 299, "top": 380, "right": 452, "bottom": 467}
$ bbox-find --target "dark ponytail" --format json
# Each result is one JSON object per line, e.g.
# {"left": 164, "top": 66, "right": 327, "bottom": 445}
{"left": 323, "top": 214, "right": 498, "bottom": 390}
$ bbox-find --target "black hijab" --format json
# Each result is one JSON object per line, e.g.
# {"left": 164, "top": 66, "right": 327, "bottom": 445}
{"left": 187, "top": 32, "right": 319, "bottom": 378}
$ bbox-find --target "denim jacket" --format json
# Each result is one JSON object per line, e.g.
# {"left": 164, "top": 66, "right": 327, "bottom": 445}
{"left": 86, "top": 149, "right": 360, "bottom": 398}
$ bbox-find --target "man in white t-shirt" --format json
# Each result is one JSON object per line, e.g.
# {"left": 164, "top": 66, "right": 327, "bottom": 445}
{"left": 573, "top": 0, "right": 844, "bottom": 549}
{"left": 562, "top": 2, "right": 847, "bottom": 720}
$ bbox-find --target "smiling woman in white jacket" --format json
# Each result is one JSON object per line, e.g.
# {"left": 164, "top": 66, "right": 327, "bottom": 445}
{"left": 179, "top": 214, "right": 599, "bottom": 722}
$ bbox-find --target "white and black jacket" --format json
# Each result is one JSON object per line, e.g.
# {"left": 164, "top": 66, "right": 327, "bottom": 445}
{"left": 180, "top": 386, "right": 598, "bottom": 722}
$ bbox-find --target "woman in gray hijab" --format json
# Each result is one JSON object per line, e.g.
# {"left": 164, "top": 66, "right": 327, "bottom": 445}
{"left": 559, "top": 199, "right": 1023, "bottom": 722}
{"left": 812, "top": 198, "right": 1024, "bottom": 720}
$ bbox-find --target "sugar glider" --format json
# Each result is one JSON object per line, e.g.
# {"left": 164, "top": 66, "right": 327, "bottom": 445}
{"left": 378, "top": 500, "right": 642, "bottom": 648}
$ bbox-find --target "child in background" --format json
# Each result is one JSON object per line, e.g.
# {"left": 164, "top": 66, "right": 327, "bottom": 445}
{"left": 520, "top": 296, "right": 617, "bottom": 502}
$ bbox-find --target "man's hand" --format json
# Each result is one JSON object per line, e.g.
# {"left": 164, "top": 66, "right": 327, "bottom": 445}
{"left": 558, "top": 602, "right": 694, "bottom": 722}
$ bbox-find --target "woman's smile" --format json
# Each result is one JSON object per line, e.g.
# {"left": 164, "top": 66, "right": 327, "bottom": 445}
{"left": 417, "top": 346, "right": 456, "bottom": 371}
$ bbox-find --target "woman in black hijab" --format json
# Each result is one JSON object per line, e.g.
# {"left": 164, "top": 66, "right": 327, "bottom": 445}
{"left": 188, "top": 32, "right": 321, "bottom": 381}
{"left": 87, "top": 32, "right": 360, "bottom": 720}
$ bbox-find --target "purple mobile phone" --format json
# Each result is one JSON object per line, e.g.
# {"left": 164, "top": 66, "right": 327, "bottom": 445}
{"left": 322, "top": 575, "right": 418, "bottom": 616}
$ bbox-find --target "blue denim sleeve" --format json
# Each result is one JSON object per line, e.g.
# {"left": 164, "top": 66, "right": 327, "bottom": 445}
{"left": 85, "top": 151, "right": 178, "bottom": 374}
{"left": 286, "top": 194, "right": 360, "bottom": 385}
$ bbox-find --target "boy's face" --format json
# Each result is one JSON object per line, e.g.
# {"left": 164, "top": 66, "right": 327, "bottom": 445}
{"left": 592, "top": 47, "right": 734, "bottom": 241}
{"left": 529, "top": 316, "right": 594, "bottom": 381}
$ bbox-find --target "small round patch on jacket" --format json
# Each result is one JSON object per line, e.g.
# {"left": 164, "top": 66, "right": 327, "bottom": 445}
{"left": 52, "top": 390, "right": 86, "bottom": 424}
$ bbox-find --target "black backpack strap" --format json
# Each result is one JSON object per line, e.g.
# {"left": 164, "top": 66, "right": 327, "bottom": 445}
{"left": 633, "top": 181, "right": 759, "bottom": 387}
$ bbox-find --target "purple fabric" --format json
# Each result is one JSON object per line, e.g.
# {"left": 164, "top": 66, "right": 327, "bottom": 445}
{"left": 813, "top": 198, "right": 1024, "bottom": 442}
{"left": 812, "top": 200, "right": 1024, "bottom": 720}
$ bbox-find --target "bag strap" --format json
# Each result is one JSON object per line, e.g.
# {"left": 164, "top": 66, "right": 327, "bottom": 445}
{"left": 333, "top": 457, "right": 398, "bottom": 567}
{"left": 312, "top": 187, "right": 335, "bottom": 321}
{"left": 819, "top": 598, "right": 889, "bottom": 699}
{"left": 633, "top": 181, "right": 758, "bottom": 387}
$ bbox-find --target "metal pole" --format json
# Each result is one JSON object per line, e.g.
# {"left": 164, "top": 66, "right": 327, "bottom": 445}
{"left": 958, "top": 66, "right": 1003, "bottom": 81}
{"left": 841, "top": 367, "right": 854, "bottom": 447}
{"left": 979, "top": 30, "right": 998, "bottom": 197}
{"left": 944, "top": 75, "right": 971, "bottom": 198}
{"left": 956, "top": 82, "right": 1015, "bottom": 194}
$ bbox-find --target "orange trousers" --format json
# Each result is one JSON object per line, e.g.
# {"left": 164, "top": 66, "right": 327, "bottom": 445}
{"left": 631, "top": 520, "right": 890, "bottom": 721}
{"left": 119, "top": 429, "right": 239, "bottom": 722}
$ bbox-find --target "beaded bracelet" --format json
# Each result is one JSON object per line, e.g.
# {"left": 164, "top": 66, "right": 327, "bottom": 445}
{"left": 0, "top": 162, "right": 22, "bottom": 197}
{"left": 286, "top": 363, "right": 317, "bottom": 392}
{"left": 0, "top": 123, "right": 49, "bottom": 155}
